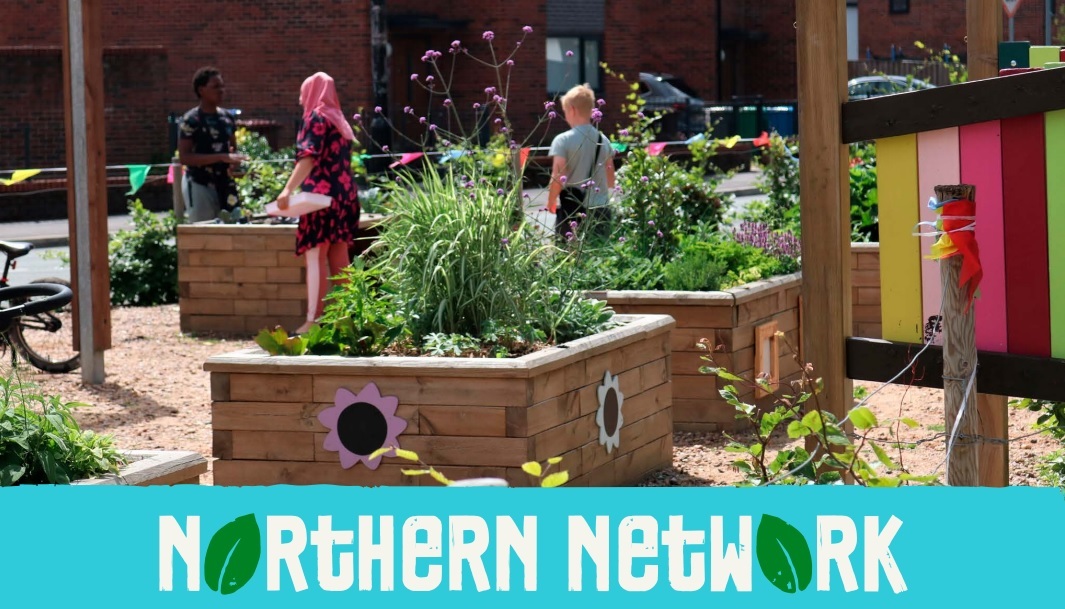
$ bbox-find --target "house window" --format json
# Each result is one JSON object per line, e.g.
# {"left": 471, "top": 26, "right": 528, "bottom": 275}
{"left": 547, "top": 36, "right": 601, "bottom": 94}
{"left": 889, "top": 0, "right": 910, "bottom": 14}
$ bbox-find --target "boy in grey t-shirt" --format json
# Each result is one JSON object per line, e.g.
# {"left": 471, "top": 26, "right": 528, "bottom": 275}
{"left": 547, "top": 84, "right": 615, "bottom": 242}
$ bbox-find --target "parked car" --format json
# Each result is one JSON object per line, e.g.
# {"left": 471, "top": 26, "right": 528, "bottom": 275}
{"left": 847, "top": 75, "right": 936, "bottom": 100}
{"left": 638, "top": 72, "right": 707, "bottom": 139}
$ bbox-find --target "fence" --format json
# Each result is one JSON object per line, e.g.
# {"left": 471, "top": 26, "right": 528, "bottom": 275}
{"left": 847, "top": 59, "right": 955, "bottom": 86}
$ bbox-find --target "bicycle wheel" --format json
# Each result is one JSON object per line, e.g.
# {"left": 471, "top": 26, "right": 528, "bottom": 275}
{"left": 10, "top": 277, "right": 80, "bottom": 373}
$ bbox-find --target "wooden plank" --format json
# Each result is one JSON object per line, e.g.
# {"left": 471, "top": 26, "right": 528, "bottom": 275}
{"left": 614, "top": 434, "right": 673, "bottom": 486}
{"left": 999, "top": 114, "right": 1048, "bottom": 356}
{"left": 313, "top": 434, "right": 530, "bottom": 467}
{"left": 213, "top": 459, "right": 418, "bottom": 486}
{"left": 977, "top": 392, "right": 1008, "bottom": 487}
{"left": 960, "top": 121, "right": 1008, "bottom": 353}
{"left": 673, "top": 398, "right": 737, "bottom": 427}
{"left": 797, "top": 0, "right": 850, "bottom": 422}
{"left": 916, "top": 128, "right": 959, "bottom": 345}
{"left": 876, "top": 135, "right": 923, "bottom": 343}
{"left": 418, "top": 405, "right": 506, "bottom": 437}
{"left": 210, "top": 373, "right": 230, "bottom": 401}
{"left": 1047, "top": 111, "right": 1065, "bottom": 358}
{"left": 583, "top": 332, "right": 670, "bottom": 387}
{"left": 1030, "top": 45, "right": 1061, "bottom": 68}
{"left": 230, "top": 430, "right": 315, "bottom": 461}
{"left": 312, "top": 375, "right": 529, "bottom": 406}
{"left": 74, "top": 450, "right": 208, "bottom": 486}
{"left": 847, "top": 336, "right": 1065, "bottom": 401}
{"left": 229, "top": 373, "right": 313, "bottom": 402}
{"left": 529, "top": 412, "right": 598, "bottom": 462}
{"left": 213, "top": 401, "right": 418, "bottom": 434}
{"left": 968, "top": 0, "right": 1001, "bottom": 80}
{"left": 841, "top": 63, "right": 1065, "bottom": 143}
{"left": 509, "top": 390, "right": 581, "bottom": 438}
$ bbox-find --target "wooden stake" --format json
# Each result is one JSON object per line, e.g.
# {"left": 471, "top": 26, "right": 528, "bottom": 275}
{"left": 934, "top": 184, "right": 980, "bottom": 486}
{"left": 966, "top": 0, "right": 1009, "bottom": 486}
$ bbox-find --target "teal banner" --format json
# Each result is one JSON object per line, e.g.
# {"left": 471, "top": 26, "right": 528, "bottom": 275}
{"left": 0, "top": 485, "right": 1057, "bottom": 606}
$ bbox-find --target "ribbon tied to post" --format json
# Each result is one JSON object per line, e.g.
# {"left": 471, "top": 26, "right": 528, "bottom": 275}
{"left": 912, "top": 196, "right": 983, "bottom": 310}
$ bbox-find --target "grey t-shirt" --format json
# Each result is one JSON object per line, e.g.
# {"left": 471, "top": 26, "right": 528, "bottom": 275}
{"left": 548, "top": 124, "right": 614, "bottom": 208}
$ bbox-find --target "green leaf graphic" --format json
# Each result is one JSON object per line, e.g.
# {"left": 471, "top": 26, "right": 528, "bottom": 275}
{"left": 756, "top": 514, "right": 813, "bottom": 594}
{"left": 204, "top": 514, "right": 262, "bottom": 595}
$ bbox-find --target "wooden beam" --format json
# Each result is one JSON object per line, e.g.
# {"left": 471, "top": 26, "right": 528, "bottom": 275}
{"left": 847, "top": 337, "right": 1065, "bottom": 402}
{"left": 841, "top": 67, "right": 1065, "bottom": 143}
{"left": 971, "top": 0, "right": 1009, "bottom": 487}
{"left": 796, "top": 0, "right": 851, "bottom": 419}
{"left": 61, "top": 0, "right": 111, "bottom": 384}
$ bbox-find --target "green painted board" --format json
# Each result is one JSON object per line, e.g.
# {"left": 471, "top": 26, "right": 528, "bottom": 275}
{"left": 1048, "top": 110, "right": 1065, "bottom": 358}
{"left": 1030, "top": 46, "right": 1061, "bottom": 69}
{"left": 1000, "top": 41, "right": 1031, "bottom": 69}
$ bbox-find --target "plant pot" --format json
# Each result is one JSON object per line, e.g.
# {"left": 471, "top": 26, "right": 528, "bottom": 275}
{"left": 71, "top": 450, "right": 208, "bottom": 486}
{"left": 204, "top": 314, "right": 675, "bottom": 487}
{"left": 177, "top": 214, "right": 384, "bottom": 336}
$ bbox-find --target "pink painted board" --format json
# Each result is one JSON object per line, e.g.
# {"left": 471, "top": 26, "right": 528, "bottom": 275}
{"left": 916, "top": 128, "right": 959, "bottom": 344}
{"left": 960, "top": 120, "right": 1008, "bottom": 353}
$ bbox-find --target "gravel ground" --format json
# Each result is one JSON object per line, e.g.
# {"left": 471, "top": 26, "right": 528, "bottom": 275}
{"left": 17, "top": 304, "right": 1060, "bottom": 487}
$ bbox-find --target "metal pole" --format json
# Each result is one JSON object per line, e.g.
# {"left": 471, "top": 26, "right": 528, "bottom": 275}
{"left": 1009, "top": 15, "right": 1015, "bottom": 41}
{"left": 67, "top": 0, "right": 103, "bottom": 384}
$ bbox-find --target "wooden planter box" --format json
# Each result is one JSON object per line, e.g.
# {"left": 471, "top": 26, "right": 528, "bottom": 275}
{"left": 588, "top": 274, "right": 802, "bottom": 432}
{"left": 851, "top": 242, "right": 881, "bottom": 339}
{"left": 177, "top": 215, "right": 383, "bottom": 336}
{"left": 72, "top": 450, "right": 208, "bottom": 486}
{"left": 204, "top": 314, "right": 675, "bottom": 487}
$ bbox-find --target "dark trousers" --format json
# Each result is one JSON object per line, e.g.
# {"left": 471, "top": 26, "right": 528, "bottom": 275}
{"left": 555, "top": 187, "right": 611, "bottom": 243}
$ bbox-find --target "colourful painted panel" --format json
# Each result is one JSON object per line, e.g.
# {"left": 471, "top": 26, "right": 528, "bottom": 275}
{"left": 999, "top": 114, "right": 1049, "bottom": 356}
{"left": 1030, "top": 46, "right": 1061, "bottom": 69}
{"left": 960, "top": 121, "right": 1008, "bottom": 354}
{"left": 1045, "top": 111, "right": 1065, "bottom": 358}
{"left": 876, "top": 135, "right": 923, "bottom": 343}
{"left": 917, "top": 128, "right": 959, "bottom": 344}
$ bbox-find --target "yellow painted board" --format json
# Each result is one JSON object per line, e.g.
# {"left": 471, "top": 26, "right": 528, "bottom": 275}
{"left": 1030, "top": 46, "right": 1061, "bottom": 68}
{"left": 876, "top": 135, "right": 923, "bottom": 343}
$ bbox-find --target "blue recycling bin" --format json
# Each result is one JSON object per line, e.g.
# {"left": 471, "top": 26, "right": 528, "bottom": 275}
{"left": 763, "top": 105, "right": 796, "bottom": 137}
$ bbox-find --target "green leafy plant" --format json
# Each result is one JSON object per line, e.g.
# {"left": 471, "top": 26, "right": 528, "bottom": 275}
{"left": 0, "top": 373, "right": 126, "bottom": 485}
{"left": 109, "top": 198, "right": 177, "bottom": 306}
{"left": 701, "top": 335, "right": 938, "bottom": 487}
{"left": 849, "top": 141, "right": 879, "bottom": 241}
{"left": 254, "top": 327, "right": 307, "bottom": 356}
{"left": 234, "top": 128, "right": 295, "bottom": 216}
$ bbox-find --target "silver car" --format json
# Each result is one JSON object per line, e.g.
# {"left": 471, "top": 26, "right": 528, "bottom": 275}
{"left": 847, "top": 75, "right": 936, "bottom": 100}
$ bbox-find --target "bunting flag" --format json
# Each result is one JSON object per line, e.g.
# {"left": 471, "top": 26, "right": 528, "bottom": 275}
{"left": 126, "top": 165, "right": 150, "bottom": 195}
{"left": 927, "top": 197, "right": 983, "bottom": 310}
{"left": 167, "top": 164, "right": 175, "bottom": 184}
{"left": 519, "top": 147, "right": 530, "bottom": 170}
{"left": 647, "top": 142, "right": 668, "bottom": 156}
{"left": 611, "top": 142, "right": 627, "bottom": 153}
{"left": 0, "top": 169, "right": 41, "bottom": 186}
{"left": 438, "top": 150, "right": 465, "bottom": 165}
{"left": 389, "top": 152, "right": 424, "bottom": 169}
{"left": 684, "top": 133, "right": 706, "bottom": 145}
{"left": 720, "top": 135, "right": 742, "bottom": 149}
{"left": 753, "top": 131, "right": 771, "bottom": 147}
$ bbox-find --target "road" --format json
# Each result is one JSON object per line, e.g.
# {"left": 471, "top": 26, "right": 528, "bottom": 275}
{"left": 8, "top": 246, "right": 70, "bottom": 285}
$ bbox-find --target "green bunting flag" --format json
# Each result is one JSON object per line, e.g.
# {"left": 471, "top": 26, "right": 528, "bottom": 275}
{"left": 126, "top": 165, "right": 150, "bottom": 195}
{"left": 611, "top": 142, "right": 627, "bottom": 153}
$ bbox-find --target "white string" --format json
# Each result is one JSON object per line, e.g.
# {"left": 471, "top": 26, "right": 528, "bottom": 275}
{"left": 939, "top": 364, "right": 979, "bottom": 484}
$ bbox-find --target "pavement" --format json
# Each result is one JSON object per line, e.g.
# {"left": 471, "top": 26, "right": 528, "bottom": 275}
{"left": 0, "top": 169, "right": 765, "bottom": 247}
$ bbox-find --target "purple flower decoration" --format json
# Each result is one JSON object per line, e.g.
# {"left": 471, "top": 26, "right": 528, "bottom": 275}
{"left": 318, "top": 384, "right": 408, "bottom": 470}
{"left": 483, "top": 31, "right": 495, "bottom": 41}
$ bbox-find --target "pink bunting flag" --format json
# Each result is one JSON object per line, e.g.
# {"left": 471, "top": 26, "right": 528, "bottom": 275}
{"left": 647, "top": 142, "right": 668, "bottom": 156}
{"left": 389, "top": 152, "right": 424, "bottom": 169}
{"left": 167, "top": 164, "right": 175, "bottom": 184}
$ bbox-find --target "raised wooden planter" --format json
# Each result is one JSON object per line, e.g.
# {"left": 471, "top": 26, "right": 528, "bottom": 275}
{"left": 851, "top": 242, "right": 881, "bottom": 339}
{"left": 588, "top": 274, "right": 802, "bottom": 432}
{"left": 72, "top": 450, "right": 207, "bottom": 486}
{"left": 177, "top": 215, "right": 383, "bottom": 336}
{"left": 205, "top": 314, "right": 675, "bottom": 487}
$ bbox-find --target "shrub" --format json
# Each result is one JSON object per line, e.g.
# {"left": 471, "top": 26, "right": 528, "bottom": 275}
{"left": 234, "top": 128, "right": 295, "bottom": 217}
{"left": 109, "top": 199, "right": 177, "bottom": 306}
{"left": 0, "top": 374, "right": 126, "bottom": 485}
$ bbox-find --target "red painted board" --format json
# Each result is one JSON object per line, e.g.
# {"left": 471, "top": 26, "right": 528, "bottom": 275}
{"left": 1001, "top": 113, "right": 1051, "bottom": 356}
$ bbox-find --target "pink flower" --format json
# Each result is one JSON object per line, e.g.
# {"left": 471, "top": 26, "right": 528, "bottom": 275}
{"left": 597, "top": 98, "right": 605, "bottom": 107}
{"left": 548, "top": 111, "right": 557, "bottom": 119}
{"left": 451, "top": 40, "right": 461, "bottom": 48}
{"left": 565, "top": 50, "right": 574, "bottom": 57}
{"left": 374, "top": 106, "right": 382, "bottom": 113}
{"left": 482, "top": 31, "right": 494, "bottom": 41}
{"left": 522, "top": 25, "right": 533, "bottom": 34}
{"left": 473, "top": 102, "right": 482, "bottom": 109}
{"left": 410, "top": 74, "right": 419, "bottom": 81}
{"left": 443, "top": 98, "right": 452, "bottom": 106}
{"left": 352, "top": 113, "right": 361, "bottom": 121}
{"left": 506, "top": 59, "right": 515, "bottom": 66}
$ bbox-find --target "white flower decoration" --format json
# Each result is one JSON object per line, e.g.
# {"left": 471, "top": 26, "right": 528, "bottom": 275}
{"left": 595, "top": 370, "right": 624, "bottom": 453}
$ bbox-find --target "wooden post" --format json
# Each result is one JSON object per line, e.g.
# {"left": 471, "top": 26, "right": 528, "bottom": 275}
{"left": 171, "top": 158, "right": 186, "bottom": 223}
{"left": 61, "top": 0, "right": 111, "bottom": 384}
{"left": 934, "top": 184, "right": 980, "bottom": 486}
{"left": 796, "top": 0, "right": 852, "bottom": 420}
{"left": 966, "top": 0, "right": 1009, "bottom": 486}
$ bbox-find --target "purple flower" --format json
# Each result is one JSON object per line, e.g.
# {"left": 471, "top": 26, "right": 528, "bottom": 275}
{"left": 410, "top": 74, "right": 419, "bottom": 81}
{"left": 640, "top": 176, "right": 649, "bottom": 183}
{"left": 591, "top": 109, "right": 603, "bottom": 123}
{"left": 656, "top": 230, "right": 664, "bottom": 238}
{"left": 443, "top": 98, "right": 453, "bottom": 106}
{"left": 497, "top": 188, "right": 505, "bottom": 195}
{"left": 419, "top": 116, "right": 427, "bottom": 124}
{"left": 565, "top": 50, "right": 574, "bottom": 57}
{"left": 619, "top": 129, "right": 629, "bottom": 137}
{"left": 636, "top": 112, "right": 646, "bottom": 119}
{"left": 648, "top": 220, "right": 655, "bottom": 226}
{"left": 382, "top": 145, "right": 390, "bottom": 152}
{"left": 500, "top": 127, "right": 509, "bottom": 133}
{"left": 442, "top": 140, "right": 452, "bottom": 147}
{"left": 544, "top": 101, "right": 556, "bottom": 110}
{"left": 403, "top": 105, "right": 413, "bottom": 114}
{"left": 493, "top": 94, "right": 503, "bottom": 103}
{"left": 483, "top": 31, "right": 495, "bottom": 41}
{"left": 501, "top": 237, "right": 510, "bottom": 245}
{"left": 451, "top": 40, "right": 461, "bottom": 48}
{"left": 426, "top": 75, "right": 435, "bottom": 83}
{"left": 473, "top": 102, "right": 482, "bottom": 109}
{"left": 374, "top": 106, "right": 382, "bottom": 113}
{"left": 522, "top": 25, "right": 533, "bottom": 34}
{"left": 494, "top": 117, "right": 502, "bottom": 124}
{"left": 548, "top": 111, "right": 557, "bottom": 119}
{"left": 429, "top": 124, "right": 437, "bottom": 131}
{"left": 597, "top": 98, "right": 606, "bottom": 107}
{"left": 565, "top": 231, "right": 574, "bottom": 241}
{"left": 485, "top": 86, "right": 497, "bottom": 95}
{"left": 506, "top": 59, "right": 515, "bottom": 66}
{"left": 570, "top": 220, "right": 579, "bottom": 229}
{"left": 559, "top": 176, "right": 568, "bottom": 185}
{"left": 618, "top": 236, "right": 627, "bottom": 243}
{"left": 352, "top": 113, "right": 361, "bottom": 121}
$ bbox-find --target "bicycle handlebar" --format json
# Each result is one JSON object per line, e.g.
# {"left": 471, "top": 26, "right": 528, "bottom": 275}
{"left": 0, "top": 283, "right": 73, "bottom": 324}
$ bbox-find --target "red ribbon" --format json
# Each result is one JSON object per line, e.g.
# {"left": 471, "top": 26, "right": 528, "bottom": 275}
{"left": 938, "top": 198, "right": 983, "bottom": 311}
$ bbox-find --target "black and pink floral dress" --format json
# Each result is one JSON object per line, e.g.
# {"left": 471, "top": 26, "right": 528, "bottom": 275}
{"left": 293, "top": 111, "right": 360, "bottom": 256}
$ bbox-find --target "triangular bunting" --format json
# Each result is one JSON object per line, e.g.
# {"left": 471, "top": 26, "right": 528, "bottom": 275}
{"left": 0, "top": 169, "right": 41, "bottom": 186}
{"left": 647, "top": 142, "right": 668, "bottom": 156}
{"left": 389, "top": 152, "right": 424, "bottom": 169}
{"left": 126, "top": 165, "right": 150, "bottom": 195}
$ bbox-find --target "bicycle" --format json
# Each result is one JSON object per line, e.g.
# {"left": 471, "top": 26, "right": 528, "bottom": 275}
{"left": 0, "top": 240, "right": 80, "bottom": 373}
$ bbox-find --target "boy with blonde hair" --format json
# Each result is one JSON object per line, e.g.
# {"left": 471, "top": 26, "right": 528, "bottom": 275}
{"left": 547, "top": 83, "right": 615, "bottom": 242}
